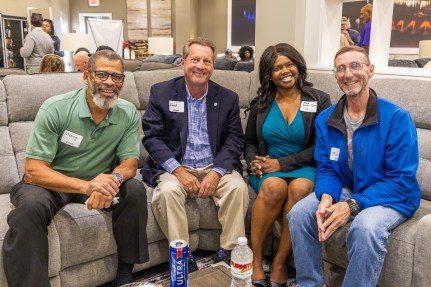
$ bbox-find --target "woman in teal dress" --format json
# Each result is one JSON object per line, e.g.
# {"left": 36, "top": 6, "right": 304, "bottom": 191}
{"left": 244, "top": 43, "right": 331, "bottom": 287}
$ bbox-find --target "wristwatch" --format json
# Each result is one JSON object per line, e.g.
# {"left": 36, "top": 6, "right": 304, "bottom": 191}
{"left": 113, "top": 172, "right": 124, "bottom": 186}
{"left": 345, "top": 199, "right": 360, "bottom": 217}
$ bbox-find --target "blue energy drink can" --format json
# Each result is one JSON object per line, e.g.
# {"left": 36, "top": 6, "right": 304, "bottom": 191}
{"left": 170, "top": 239, "right": 189, "bottom": 287}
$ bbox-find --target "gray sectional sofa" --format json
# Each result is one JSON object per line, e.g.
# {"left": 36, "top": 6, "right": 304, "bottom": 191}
{"left": 0, "top": 68, "right": 430, "bottom": 287}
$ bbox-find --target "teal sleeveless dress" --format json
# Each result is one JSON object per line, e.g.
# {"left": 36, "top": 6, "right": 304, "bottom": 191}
{"left": 249, "top": 101, "right": 316, "bottom": 192}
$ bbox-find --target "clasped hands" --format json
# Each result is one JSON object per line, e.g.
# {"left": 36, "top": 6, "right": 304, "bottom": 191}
{"left": 250, "top": 155, "right": 281, "bottom": 178}
{"left": 316, "top": 194, "right": 351, "bottom": 241}
{"left": 83, "top": 173, "right": 122, "bottom": 210}
{"left": 173, "top": 166, "right": 221, "bottom": 199}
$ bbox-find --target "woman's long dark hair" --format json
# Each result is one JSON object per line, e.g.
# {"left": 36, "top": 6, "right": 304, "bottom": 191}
{"left": 253, "top": 43, "right": 313, "bottom": 111}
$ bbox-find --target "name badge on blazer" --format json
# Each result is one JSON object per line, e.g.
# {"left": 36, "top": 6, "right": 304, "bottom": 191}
{"left": 169, "top": 101, "right": 185, "bottom": 113}
{"left": 300, "top": 101, "right": 317, "bottom": 112}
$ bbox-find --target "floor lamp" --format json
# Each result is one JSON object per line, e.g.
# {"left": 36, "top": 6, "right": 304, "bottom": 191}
{"left": 148, "top": 37, "right": 174, "bottom": 55}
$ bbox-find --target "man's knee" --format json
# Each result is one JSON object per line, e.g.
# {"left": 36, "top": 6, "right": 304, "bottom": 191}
{"left": 287, "top": 193, "right": 318, "bottom": 224}
{"left": 122, "top": 178, "right": 147, "bottom": 203}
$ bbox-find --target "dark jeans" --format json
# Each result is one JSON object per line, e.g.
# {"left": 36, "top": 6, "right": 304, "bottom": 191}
{"left": 2, "top": 179, "right": 149, "bottom": 287}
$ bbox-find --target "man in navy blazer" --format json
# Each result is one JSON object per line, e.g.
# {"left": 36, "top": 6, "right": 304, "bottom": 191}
{"left": 141, "top": 38, "right": 249, "bottom": 269}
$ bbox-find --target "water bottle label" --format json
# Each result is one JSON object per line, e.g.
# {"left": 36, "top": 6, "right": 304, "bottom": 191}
{"left": 231, "top": 261, "right": 253, "bottom": 279}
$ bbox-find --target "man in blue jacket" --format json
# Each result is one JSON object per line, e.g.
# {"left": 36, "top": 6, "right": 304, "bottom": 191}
{"left": 288, "top": 46, "right": 420, "bottom": 287}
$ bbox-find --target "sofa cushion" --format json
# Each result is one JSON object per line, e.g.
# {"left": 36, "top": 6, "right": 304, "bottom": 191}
{"left": 323, "top": 200, "right": 431, "bottom": 286}
{"left": 9, "top": 122, "right": 33, "bottom": 179}
{"left": 416, "top": 128, "right": 431, "bottom": 200}
{"left": 0, "top": 194, "right": 62, "bottom": 285}
{"left": 369, "top": 78, "right": 431, "bottom": 130}
{"left": 123, "top": 59, "right": 144, "bottom": 72}
{"left": 215, "top": 57, "right": 238, "bottom": 70}
{"left": 307, "top": 72, "right": 343, "bottom": 104}
{"left": 144, "top": 55, "right": 182, "bottom": 64}
{"left": 140, "top": 61, "right": 181, "bottom": 71}
{"left": 133, "top": 70, "right": 184, "bottom": 109}
{"left": 4, "top": 73, "right": 84, "bottom": 123}
{"left": 388, "top": 60, "right": 419, "bottom": 68}
{"left": 234, "top": 61, "right": 254, "bottom": 72}
{"left": 0, "top": 127, "right": 20, "bottom": 194}
{"left": 0, "top": 81, "right": 7, "bottom": 126}
{"left": 414, "top": 58, "right": 431, "bottom": 68}
{"left": 53, "top": 203, "right": 117, "bottom": 269}
{"left": 211, "top": 70, "right": 251, "bottom": 108}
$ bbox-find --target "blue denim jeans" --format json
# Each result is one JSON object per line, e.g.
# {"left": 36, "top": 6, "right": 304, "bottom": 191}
{"left": 287, "top": 188, "right": 407, "bottom": 287}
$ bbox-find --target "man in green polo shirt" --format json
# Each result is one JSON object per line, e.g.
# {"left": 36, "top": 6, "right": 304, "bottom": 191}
{"left": 2, "top": 50, "right": 149, "bottom": 287}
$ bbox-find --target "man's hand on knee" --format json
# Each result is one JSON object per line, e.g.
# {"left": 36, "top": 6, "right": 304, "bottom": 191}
{"left": 173, "top": 166, "right": 200, "bottom": 193}
{"left": 86, "top": 191, "right": 114, "bottom": 210}
{"left": 198, "top": 170, "right": 221, "bottom": 198}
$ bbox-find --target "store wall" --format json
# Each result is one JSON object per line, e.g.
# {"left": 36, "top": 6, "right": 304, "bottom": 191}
{"left": 0, "top": 0, "right": 70, "bottom": 34}
{"left": 69, "top": 0, "right": 127, "bottom": 37}
{"left": 197, "top": 0, "right": 228, "bottom": 54}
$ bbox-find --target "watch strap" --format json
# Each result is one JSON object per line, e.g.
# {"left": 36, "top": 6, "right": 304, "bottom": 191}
{"left": 345, "top": 198, "right": 360, "bottom": 217}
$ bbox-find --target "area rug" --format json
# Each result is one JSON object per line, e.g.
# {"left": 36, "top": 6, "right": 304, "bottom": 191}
{"left": 122, "top": 255, "right": 297, "bottom": 287}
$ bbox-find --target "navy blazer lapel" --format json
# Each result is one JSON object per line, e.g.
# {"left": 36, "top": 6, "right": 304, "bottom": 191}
{"left": 206, "top": 82, "right": 219, "bottom": 156}
{"left": 174, "top": 78, "right": 189, "bottom": 156}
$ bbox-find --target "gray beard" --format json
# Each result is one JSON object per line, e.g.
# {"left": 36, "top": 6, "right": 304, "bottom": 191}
{"left": 89, "top": 80, "right": 118, "bottom": 109}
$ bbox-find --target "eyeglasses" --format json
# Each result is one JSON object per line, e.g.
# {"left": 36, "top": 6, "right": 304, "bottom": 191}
{"left": 333, "top": 61, "right": 370, "bottom": 75}
{"left": 92, "top": 70, "right": 125, "bottom": 83}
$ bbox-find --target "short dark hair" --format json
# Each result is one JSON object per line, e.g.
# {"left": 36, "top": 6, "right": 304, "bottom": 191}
{"left": 183, "top": 37, "right": 217, "bottom": 62}
{"left": 31, "top": 13, "right": 43, "bottom": 27}
{"left": 74, "top": 47, "right": 90, "bottom": 55}
{"left": 87, "top": 49, "right": 124, "bottom": 73}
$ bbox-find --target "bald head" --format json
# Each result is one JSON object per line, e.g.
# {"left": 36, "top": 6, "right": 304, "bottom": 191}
{"left": 73, "top": 51, "right": 90, "bottom": 72}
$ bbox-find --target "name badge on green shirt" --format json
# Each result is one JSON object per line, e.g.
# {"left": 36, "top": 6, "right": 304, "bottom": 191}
{"left": 60, "top": 130, "right": 83, "bottom": 148}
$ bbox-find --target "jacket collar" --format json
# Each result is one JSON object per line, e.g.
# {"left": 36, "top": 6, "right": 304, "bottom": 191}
{"left": 326, "top": 88, "right": 379, "bottom": 134}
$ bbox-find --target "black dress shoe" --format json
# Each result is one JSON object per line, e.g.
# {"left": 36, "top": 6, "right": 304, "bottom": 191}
{"left": 252, "top": 278, "right": 268, "bottom": 287}
{"left": 188, "top": 254, "right": 199, "bottom": 273}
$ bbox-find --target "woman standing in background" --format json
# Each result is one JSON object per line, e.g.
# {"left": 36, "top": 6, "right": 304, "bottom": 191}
{"left": 42, "top": 19, "right": 64, "bottom": 57}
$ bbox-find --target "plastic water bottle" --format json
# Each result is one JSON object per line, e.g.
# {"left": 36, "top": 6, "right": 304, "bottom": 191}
{"left": 231, "top": 237, "right": 253, "bottom": 287}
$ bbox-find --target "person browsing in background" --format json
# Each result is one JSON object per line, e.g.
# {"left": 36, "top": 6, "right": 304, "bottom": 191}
{"left": 20, "top": 13, "right": 54, "bottom": 74}
{"left": 359, "top": 4, "right": 373, "bottom": 54}
{"left": 238, "top": 45, "right": 254, "bottom": 62}
{"left": 142, "top": 37, "right": 249, "bottom": 271}
{"left": 288, "top": 46, "right": 420, "bottom": 287}
{"left": 39, "top": 54, "right": 65, "bottom": 73}
{"left": 341, "top": 16, "right": 361, "bottom": 46}
{"left": 42, "top": 19, "right": 64, "bottom": 57}
{"left": 73, "top": 47, "right": 90, "bottom": 72}
{"left": 224, "top": 48, "right": 234, "bottom": 59}
{"left": 2, "top": 49, "right": 150, "bottom": 287}
{"left": 244, "top": 43, "right": 331, "bottom": 287}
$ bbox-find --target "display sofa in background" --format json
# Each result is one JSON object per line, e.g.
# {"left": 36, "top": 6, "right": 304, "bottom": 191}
{"left": 0, "top": 69, "right": 430, "bottom": 287}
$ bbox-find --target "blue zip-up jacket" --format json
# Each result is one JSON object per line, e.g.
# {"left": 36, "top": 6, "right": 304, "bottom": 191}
{"left": 314, "top": 89, "right": 420, "bottom": 217}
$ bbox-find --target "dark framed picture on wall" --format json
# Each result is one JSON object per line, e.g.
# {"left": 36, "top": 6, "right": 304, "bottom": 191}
{"left": 0, "top": 14, "right": 28, "bottom": 69}
{"left": 228, "top": 0, "right": 256, "bottom": 48}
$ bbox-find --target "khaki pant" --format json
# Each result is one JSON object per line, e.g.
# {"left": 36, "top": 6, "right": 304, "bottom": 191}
{"left": 152, "top": 165, "right": 249, "bottom": 250}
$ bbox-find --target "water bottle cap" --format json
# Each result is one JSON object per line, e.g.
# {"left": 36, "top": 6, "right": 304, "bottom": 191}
{"left": 238, "top": 237, "right": 247, "bottom": 245}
